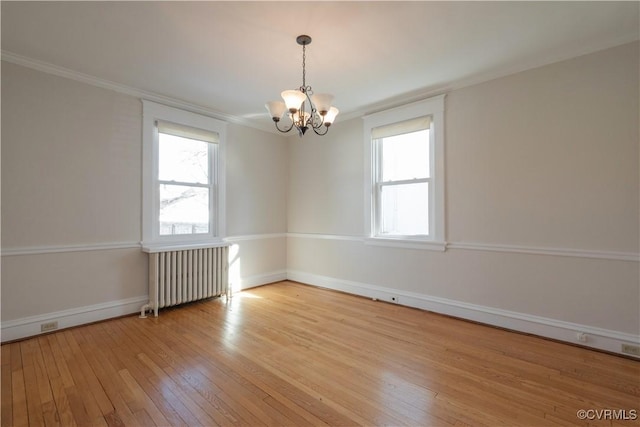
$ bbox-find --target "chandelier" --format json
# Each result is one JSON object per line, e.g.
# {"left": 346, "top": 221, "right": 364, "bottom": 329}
{"left": 265, "top": 35, "right": 339, "bottom": 137}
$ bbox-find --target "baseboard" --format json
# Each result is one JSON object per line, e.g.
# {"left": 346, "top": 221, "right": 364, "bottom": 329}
{"left": 1, "top": 296, "right": 148, "bottom": 343}
{"left": 286, "top": 270, "right": 640, "bottom": 358}
{"left": 5, "top": 270, "right": 636, "bottom": 359}
{"left": 231, "top": 269, "right": 288, "bottom": 292}
{"left": 1, "top": 269, "right": 288, "bottom": 343}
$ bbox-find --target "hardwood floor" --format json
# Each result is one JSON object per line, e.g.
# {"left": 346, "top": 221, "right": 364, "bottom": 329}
{"left": 2, "top": 280, "right": 639, "bottom": 426}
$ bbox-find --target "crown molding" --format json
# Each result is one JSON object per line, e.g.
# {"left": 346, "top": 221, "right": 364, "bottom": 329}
{"left": 1, "top": 50, "right": 276, "bottom": 134}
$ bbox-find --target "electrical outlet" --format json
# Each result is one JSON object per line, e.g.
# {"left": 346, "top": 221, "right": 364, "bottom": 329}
{"left": 41, "top": 321, "right": 58, "bottom": 332}
{"left": 621, "top": 344, "right": 640, "bottom": 356}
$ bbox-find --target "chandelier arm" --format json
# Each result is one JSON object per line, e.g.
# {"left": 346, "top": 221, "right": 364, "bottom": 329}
{"left": 312, "top": 124, "right": 330, "bottom": 136}
{"left": 303, "top": 91, "right": 325, "bottom": 130}
{"left": 274, "top": 120, "right": 295, "bottom": 133}
{"left": 309, "top": 111, "right": 325, "bottom": 130}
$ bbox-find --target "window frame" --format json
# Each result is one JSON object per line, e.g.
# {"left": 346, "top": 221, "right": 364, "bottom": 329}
{"left": 363, "top": 95, "right": 446, "bottom": 250}
{"left": 142, "top": 100, "right": 226, "bottom": 249}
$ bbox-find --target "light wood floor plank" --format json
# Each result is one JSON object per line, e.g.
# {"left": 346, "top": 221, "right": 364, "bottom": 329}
{"left": 46, "top": 374, "right": 76, "bottom": 427}
{"left": 1, "top": 345, "right": 13, "bottom": 427}
{"left": 44, "top": 335, "right": 73, "bottom": 390}
{"left": 20, "top": 340, "right": 45, "bottom": 427}
{"left": 2, "top": 281, "right": 639, "bottom": 426}
{"left": 10, "top": 368, "right": 29, "bottom": 427}
{"left": 73, "top": 328, "right": 142, "bottom": 427}
{"left": 95, "top": 321, "right": 188, "bottom": 424}
{"left": 59, "top": 332, "right": 109, "bottom": 421}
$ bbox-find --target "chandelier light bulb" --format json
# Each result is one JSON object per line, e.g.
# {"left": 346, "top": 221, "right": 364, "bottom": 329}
{"left": 291, "top": 110, "right": 311, "bottom": 126}
{"left": 311, "top": 93, "right": 334, "bottom": 115}
{"left": 323, "top": 107, "right": 340, "bottom": 126}
{"left": 281, "top": 90, "right": 306, "bottom": 113}
{"left": 265, "top": 101, "right": 286, "bottom": 121}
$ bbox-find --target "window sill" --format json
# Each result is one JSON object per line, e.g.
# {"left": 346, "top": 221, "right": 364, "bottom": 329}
{"left": 364, "top": 237, "right": 446, "bottom": 251}
{"left": 141, "top": 239, "right": 229, "bottom": 253}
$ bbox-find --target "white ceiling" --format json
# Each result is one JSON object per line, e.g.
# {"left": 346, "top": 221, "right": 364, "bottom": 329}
{"left": 2, "top": 1, "right": 638, "bottom": 131}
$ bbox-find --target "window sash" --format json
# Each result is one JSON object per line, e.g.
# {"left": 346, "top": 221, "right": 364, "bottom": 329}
{"left": 375, "top": 178, "right": 431, "bottom": 237}
{"left": 158, "top": 184, "right": 211, "bottom": 236}
{"left": 377, "top": 177, "right": 430, "bottom": 186}
{"left": 157, "top": 136, "right": 217, "bottom": 188}
{"left": 158, "top": 180, "right": 210, "bottom": 188}
{"left": 156, "top": 131, "right": 217, "bottom": 237}
{"left": 372, "top": 120, "right": 432, "bottom": 239}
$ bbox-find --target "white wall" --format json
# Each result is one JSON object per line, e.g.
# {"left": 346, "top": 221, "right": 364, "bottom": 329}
{"left": 225, "top": 123, "right": 288, "bottom": 289}
{"left": 1, "top": 61, "right": 288, "bottom": 339}
{"left": 288, "top": 119, "right": 363, "bottom": 236}
{"left": 2, "top": 63, "right": 142, "bottom": 249}
{"left": 287, "top": 42, "right": 639, "bottom": 355}
{"left": 2, "top": 63, "right": 147, "bottom": 329}
{"left": 446, "top": 42, "right": 638, "bottom": 252}
{"left": 226, "top": 123, "right": 287, "bottom": 236}
{"left": 2, "top": 41, "right": 638, "bottom": 355}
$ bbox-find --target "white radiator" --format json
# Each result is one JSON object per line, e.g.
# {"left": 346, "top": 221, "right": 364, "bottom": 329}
{"left": 141, "top": 245, "right": 229, "bottom": 317}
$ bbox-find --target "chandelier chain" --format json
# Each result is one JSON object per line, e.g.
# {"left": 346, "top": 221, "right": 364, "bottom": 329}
{"left": 302, "top": 43, "right": 306, "bottom": 90}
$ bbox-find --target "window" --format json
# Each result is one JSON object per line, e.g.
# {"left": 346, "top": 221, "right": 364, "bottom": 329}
{"left": 142, "top": 101, "right": 226, "bottom": 247}
{"left": 363, "top": 95, "right": 445, "bottom": 250}
{"left": 158, "top": 121, "right": 217, "bottom": 236}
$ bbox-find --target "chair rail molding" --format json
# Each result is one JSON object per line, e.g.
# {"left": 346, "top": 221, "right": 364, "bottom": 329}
{"left": 1, "top": 242, "right": 141, "bottom": 257}
{"left": 287, "top": 233, "right": 639, "bottom": 262}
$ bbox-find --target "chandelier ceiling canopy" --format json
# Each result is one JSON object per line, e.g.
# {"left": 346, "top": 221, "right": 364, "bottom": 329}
{"left": 265, "top": 35, "right": 339, "bottom": 137}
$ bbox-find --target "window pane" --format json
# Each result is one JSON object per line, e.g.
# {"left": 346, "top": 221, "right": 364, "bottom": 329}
{"left": 381, "top": 129, "right": 429, "bottom": 181}
{"left": 159, "top": 184, "right": 209, "bottom": 235}
{"left": 159, "top": 133, "right": 209, "bottom": 184}
{"left": 380, "top": 182, "right": 429, "bottom": 236}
